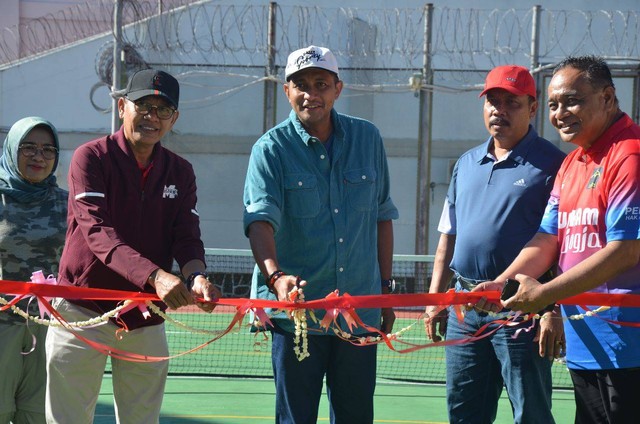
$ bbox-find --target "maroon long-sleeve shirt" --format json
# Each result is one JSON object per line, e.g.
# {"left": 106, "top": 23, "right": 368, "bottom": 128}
{"left": 59, "top": 128, "right": 205, "bottom": 329}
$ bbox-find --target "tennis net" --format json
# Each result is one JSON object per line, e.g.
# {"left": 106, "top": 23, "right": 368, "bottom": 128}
{"left": 125, "top": 248, "right": 573, "bottom": 388}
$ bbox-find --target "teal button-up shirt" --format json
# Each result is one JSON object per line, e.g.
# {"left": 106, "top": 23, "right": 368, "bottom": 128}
{"left": 243, "top": 109, "right": 399, "bottom": 333}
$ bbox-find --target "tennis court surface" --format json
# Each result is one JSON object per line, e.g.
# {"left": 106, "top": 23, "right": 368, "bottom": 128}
{"left": 95, "top": 376, "right": 576, "bottom": 423}
{"left": 95, "top": 308, "right": 576, "bottom": 423}
{"left": 93, "top": 250, "right": 577, "bottom": 422}
{"left": 113, "top": 308, "right": 574, "bottom": 387}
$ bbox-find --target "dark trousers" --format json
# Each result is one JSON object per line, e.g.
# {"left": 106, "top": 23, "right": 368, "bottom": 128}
{"left": 270, "top": 324, "right": 377, "bottom": 424}
{"left": 570, "top": 367, "right": 640, "bottom": 424}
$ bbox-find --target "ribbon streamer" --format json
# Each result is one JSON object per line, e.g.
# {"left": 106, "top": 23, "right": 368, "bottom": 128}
{"left": 3, "top": 279, "right": 640, "bottom": 363}
{"left": 4, "top": 279, "right": 640, "bottom": 310}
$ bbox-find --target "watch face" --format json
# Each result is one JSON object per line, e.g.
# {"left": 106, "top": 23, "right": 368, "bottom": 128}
{"left": 383, "top": 279, "right": 395, "bottom": 293}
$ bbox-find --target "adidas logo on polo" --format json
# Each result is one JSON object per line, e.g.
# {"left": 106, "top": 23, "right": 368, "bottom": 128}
{"left": 513, "top": 179, "right": 526, "bottom": 187}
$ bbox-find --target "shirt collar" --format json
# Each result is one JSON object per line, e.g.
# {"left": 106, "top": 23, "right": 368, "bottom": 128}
{"left": 581, "top": 113, "right": 633, "bottom": 158}
{"left": 475, "top": 125, "right": 539, "bottom": 165}
{"left": 289, "top": 109, "right": 344, "bottom": 146}
{"left": 114, "top": 126, "right": 162, "bottom": 168}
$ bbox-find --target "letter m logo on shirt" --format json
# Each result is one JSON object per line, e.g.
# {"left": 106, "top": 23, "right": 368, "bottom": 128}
{"left": 162, "top": 185, "right": 178, "bottom": 199}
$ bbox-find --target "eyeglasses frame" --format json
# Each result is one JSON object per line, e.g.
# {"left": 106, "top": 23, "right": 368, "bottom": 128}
{"left": 126, "top": 97, "right": 177, "bottom": 120}
{"left": 18, "top": 143, "right": 59, "bottom": 160}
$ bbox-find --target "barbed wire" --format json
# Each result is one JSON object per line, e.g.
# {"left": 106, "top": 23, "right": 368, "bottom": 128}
{"left": 0, "top": 0, "right": 154, "bottom": 63}
{"left": 95, "top": 41, "right": 149, "bottom": 86}
{"left": 1, "top": 1, "right": 639, "bottom": 103}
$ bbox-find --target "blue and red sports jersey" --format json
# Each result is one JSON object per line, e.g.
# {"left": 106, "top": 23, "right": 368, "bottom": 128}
{"left": 540, "top": 114, "right": 640, "bottom": 284}
{"left": 539, "top": 113, "right": 640, "bottom": 370}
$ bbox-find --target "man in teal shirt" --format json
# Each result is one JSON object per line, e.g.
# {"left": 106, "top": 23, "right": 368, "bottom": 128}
{"left": 243, "top": 45, "right": 398, "bottom": 423}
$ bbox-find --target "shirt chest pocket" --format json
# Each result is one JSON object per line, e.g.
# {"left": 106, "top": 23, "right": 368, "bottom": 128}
{"left": 284, "top": 174, "right": 320, "bottom": 218}
{"left": 344, "top": 168, "right": 376, "bottom": 212}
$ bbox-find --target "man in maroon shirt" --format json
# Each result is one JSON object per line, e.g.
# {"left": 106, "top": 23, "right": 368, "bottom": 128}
{"left": 45, "top": 69, "right": 220, "bottom": 423}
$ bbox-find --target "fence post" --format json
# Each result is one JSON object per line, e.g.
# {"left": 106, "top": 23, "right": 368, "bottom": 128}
{"left": 111, "top": 0, "right": 123, "bottom": 133}
{"left": 263, "top": 2, "right": 278, "bottom": 133}
{"left": 530, "top": 5, "right": 542, "bottom": 132}
{"left": 415, "top": 3, "right": 434, "bottom": 256}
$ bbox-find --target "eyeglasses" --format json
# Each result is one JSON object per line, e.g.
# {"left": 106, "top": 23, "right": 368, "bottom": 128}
{"left": 127, "top": 98, "right": 176, "bottom": 120}
{"left": 18, "top": 143, "right": 58, "bottom": 160}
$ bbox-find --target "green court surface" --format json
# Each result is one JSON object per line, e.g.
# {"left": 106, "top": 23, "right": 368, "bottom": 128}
{"left": 96, "top": 310, "right": 576, "bottom": 422}
{"left": 95, "top": 376, "right": 576, "bottom": 423}
{"left": 122, "top": 310, "right": 575, "bottom": 390}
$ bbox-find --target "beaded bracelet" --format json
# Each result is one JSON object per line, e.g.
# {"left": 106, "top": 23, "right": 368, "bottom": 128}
{"left": 266, "top": 270, "right": 285, "bottom": 293}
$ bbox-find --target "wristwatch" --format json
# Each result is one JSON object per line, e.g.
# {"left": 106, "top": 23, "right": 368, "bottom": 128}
{"left": 186, "top": 271, "right": 208, "bottom": 290}
{"left": 381, "top": 278, "right": 396, "bottom": 293}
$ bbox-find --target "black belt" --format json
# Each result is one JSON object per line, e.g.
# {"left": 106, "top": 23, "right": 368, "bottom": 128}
{"left": 455, "top": 275, "right": 483, "bottom": 291}
{"left": 455, "top": 267, "right": 556, "bottom": 292}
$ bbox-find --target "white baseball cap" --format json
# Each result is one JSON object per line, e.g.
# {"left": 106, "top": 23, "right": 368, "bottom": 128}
{"left": 285, "top": 45, "right": 340, "bottom": 81}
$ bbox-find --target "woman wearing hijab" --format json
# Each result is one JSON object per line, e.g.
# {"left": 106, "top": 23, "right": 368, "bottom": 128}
{"left": 0, "top": 117, "right": 67, "bottom": 424}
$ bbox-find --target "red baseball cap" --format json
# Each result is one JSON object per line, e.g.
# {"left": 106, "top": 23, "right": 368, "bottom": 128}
{"left": 479, "top": 65, "right": 536, "bottom": 98}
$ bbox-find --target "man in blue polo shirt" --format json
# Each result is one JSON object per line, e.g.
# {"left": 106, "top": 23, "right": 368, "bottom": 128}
{"left": 424, "top": 65, "right": 566, "bottom": 423}
{"left": 243, "top": 45, "right": 398, "bottom": 423}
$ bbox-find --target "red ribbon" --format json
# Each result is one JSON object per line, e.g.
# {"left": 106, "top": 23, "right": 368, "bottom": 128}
{"left": 4, "top": 279, "right": 640, "bottom": 309}
{"left": 4, "top": 279, "right": 640, "bottom": 362}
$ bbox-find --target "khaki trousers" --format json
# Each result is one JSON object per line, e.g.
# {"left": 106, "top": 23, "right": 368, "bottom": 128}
{"left": 45, "top": 299, "right": 169, "bottom": 424}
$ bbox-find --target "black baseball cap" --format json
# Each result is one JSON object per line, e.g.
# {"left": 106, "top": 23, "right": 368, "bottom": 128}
{"left": 122, "top": 69, "right": 179, "bottom": 108}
